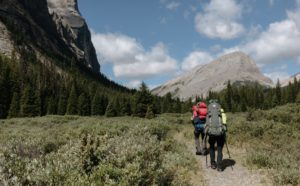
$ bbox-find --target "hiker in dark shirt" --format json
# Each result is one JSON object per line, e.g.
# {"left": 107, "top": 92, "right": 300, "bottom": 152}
{"left": 206, "top": 100, "right": 227, "bottom": 171}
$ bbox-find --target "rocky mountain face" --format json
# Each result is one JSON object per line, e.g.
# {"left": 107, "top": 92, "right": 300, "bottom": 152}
{"left": 0, "top": 0, "right": 99, "bottom": 73}
{"left": 152, "top": 52, "right": 274, "bottom": 100}
{"left": 281, "top": 73, "right": 300, "bottom": 87}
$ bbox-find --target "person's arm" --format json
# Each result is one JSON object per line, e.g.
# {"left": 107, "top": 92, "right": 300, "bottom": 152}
{"left": 222, "top": 113, "right": 227, "bottom": 124}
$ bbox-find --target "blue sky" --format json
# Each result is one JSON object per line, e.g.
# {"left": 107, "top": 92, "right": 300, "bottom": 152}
{"left": 78, "top": 0, "right": 300, "bottom": 88}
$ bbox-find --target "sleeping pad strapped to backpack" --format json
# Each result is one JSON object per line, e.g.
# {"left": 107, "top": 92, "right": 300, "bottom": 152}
{"left": 193, "top": 102, "right": 207, "bottom": 132}
{"left": 206, "top": 101, "right": 225, "bottom": 136}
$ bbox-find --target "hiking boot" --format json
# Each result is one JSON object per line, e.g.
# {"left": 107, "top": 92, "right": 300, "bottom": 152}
{"left": 202, "top": 148, "right": 208, "bottom": 155}
{"left": 211, "top": 161, "right": 217, "bottom": 169}
{"left": 196, "top": 151, "right": 202, "bottom": 155}
{"left": 217, "top": 163, "right": 224, "bottom": 172}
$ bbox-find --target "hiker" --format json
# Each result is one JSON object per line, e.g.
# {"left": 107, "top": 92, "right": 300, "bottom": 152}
{"left": 205, "top": 100, "right": 226, "bottom": 171}
{"left": 191, "top": 102, "right": 207, "bottom": 155}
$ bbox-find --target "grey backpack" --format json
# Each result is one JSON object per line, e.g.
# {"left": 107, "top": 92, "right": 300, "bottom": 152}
{"left": 206, "top": 101, "right": 224, "bottom": 136}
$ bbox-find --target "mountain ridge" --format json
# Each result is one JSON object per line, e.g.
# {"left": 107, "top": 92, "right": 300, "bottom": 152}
{"left": 281, "top": 72, "right": 300, "bottom": 87}
{"left": 152, "top": 51, "right": 274, "bottom": 100}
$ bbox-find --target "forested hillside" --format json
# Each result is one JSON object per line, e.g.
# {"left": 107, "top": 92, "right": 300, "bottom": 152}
{"left": 0, "top": 53, "right": 191, "bottom": 119}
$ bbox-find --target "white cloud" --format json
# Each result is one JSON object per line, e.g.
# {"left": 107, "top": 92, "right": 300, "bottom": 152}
{"left": 244, "top": 20, "right": 300, "bottom": 65}
{"left": 264, "top": 71, "right": 290, "bottom": 84}
{"left": 218, "top": 1, "right": 300, "bottom": 68}
{"left": 166, "top": 2, "right": 180, "bottom": 10}
{"left": 91, "top": 32, "right": 178, "bottom": 80}
{"left": 297, "top": 57, "right": 300, "bottom": 66}
{"left": 181, "top": 51, "right": 213, "bottom": 71}
{"left": 113, "top": 43, "right": 178, "bottom": 78}
{"left": 91, "top": 31, "right": 143, "bottom": 64}
{"left": 126, "top": 80, "right": 142, "bottom": 88}
{"left": 240, "top": 1, "right": 300, "bottom": 66}
{"left": 269, "top": 0, "right": 274, "bottom": 6}
{"left": 194, "top": 0, "right": 245, "bottom": 40}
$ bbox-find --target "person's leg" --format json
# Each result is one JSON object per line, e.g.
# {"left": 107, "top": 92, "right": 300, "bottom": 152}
{"left": 208, "top": 136, "right": 217, "bottom": 168}
{"left": 216, "top": 135, "right": 225, "bottom": 170}
{"left": 194, "top": 130, "right": 201, "bottom": 154}
{"left": 200, "top": 131, "right": 206, "bottom": 154}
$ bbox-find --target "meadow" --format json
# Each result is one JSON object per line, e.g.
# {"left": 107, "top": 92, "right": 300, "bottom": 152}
{"left": 0, "top": 104, "right": 299, "bottom": 185}
{"left": 0, "top": 114, "right": 197, "bottom": 185}
{"left": 227, "top": 103, "right": 300, "bottom": 185}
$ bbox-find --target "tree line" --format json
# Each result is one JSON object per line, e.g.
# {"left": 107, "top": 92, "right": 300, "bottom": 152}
{"left": 205, "top": 79, "right": 300, "bottom": 113}
{"left": 0, "top": 53, "right": 191, "bottom": 119}
{"left": 2, "top": 51, "right": 299, "bottom": 119}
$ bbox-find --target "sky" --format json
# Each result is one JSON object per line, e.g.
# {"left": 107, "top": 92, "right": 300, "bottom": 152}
{"left": 78, "top": 0, "right": 300, "bottom": 89}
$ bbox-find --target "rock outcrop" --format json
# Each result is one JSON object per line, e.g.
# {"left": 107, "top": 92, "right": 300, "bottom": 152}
{"left": 152, "top": 52, "right": 274, "bottom": 100}
{"left": 0, "top": 22, "right": 14, "bottom": 58}
{"left": 47, "top": 0, "right": 99, "bottom": 71}
{"left": 0, "top": 0, "right": 99, "bottom": 73}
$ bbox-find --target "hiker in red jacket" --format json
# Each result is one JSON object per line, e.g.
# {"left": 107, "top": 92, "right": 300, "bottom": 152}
{"left": 191, "top": 102, "right": 208, "bottom": 155}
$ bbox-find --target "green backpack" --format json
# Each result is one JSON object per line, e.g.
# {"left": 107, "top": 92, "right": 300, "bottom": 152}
{"left": 206, "top": 101, "right": 224, "bottom": 136}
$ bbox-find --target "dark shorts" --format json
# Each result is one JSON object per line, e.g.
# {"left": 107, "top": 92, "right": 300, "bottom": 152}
{"left": 208, "top": 135, "right": 225, "bottom": 148}
{"left": 194, "top": 129, "right": 205, "bottom": 140}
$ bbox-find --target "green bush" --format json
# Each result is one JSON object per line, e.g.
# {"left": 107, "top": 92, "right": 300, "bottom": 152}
{"left": 0, "top": 115, "right": 195, "bottom": 185}
{"left": 229, "top": 104, "right": 300, "bottom": 185}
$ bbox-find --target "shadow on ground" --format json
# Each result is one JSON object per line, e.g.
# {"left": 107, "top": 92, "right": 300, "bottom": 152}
{"left": 222, "top": 159, "right": 236, "bottom": 170}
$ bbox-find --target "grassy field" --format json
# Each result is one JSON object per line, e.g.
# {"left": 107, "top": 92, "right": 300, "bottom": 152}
{"left": 0, "top": 104, "right": 299, "bottom": 185}
{"left": 0, "top": 114, "right": 198, "bottom": 185}
{"left": 227, "top": 103, "right": 300, "bottom": 185}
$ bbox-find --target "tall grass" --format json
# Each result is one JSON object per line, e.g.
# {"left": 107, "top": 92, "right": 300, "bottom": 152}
{"left": 228, "top": 103, "right": 300, "bottom": 185}
{"left": 0, "top": 115, "right": 196, "bottom": 185}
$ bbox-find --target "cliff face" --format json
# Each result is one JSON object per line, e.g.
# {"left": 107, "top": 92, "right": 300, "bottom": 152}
{"left": 152, "top": 52, "right": 274, "bottom": 100}
{"left": 0, "top": 0, "right": 99, "bottom": 73}
{"left": 47, "top": 0, "right": 99, "bottom": 71}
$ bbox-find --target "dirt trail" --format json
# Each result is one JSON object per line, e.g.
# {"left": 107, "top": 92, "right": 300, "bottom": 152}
{"left": 176, "top": 129, "right": 271, "bottom": 186}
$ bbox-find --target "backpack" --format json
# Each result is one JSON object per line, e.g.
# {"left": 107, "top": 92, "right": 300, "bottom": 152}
{"left": 192, "top": 102, "right": 207, "bottom": 132}
{"left": 197, "top": 102, "right": 207, "bottom": 120}
{"left": 206, "top": 101, "right": 224, "bottom": 136}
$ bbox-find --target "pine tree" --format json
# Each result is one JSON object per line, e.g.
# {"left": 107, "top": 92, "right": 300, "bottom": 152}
{"left": 275, "top": 79, "right": 281, "bottom": 105}
{"left": 8, "top": 92, "right": 19, "bottom": 118}
{"left": 114, "top": 97, "right": 120, "bottom": 116}
{"left": 78, "top": 92, "right": 91, "bottom": 116}
{"left": 66, "top": 85, "right": 77, "bottom": 115}
{"left": 296, "top": 91, "right": 300, "bottom": 103}
{"left": 287, "top": 82, "right": 294, "bottom": 103}
{"left": 120, "top": 97, "right": 132, "bottom": 116}
{"left": 105, "top": 100, "right": 117, "bottom": 117}
{"left": 91, "top": 92, "right": 102, "bottom": 115}
{"left": 225, "top": 80, "right": 233, "bottom": 112}
{"left": 133, "top": 82, "right": 152, "bottom": 117}
{"left": 57, "top": 89, "right": 68, "bottom": 115}
{"left": 20, "top": 85, "right": 40, "bottom": 117}
{"left": 145, "top": 105, "right": 155, "bottom": 119}
{"left": 47, "top": 97, "right": 57, "bottom": 115}
{"left": 174, "top": 98, "right": 182, "bottom": 113}
{"left": 0, "top": 65, "right": 11, "bottom": 118}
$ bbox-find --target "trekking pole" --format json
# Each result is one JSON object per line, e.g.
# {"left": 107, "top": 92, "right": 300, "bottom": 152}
{"left": 224, "top": 133, "right": 231, "bottom": 158}
{"left": 225, "top": 140, "right": 231, "bottom": 159}
{"left": 225, "top": 135, "right": 234, "bottom": 171}
{"left": 204, "top": 134, "right": 208, "bottom": 168}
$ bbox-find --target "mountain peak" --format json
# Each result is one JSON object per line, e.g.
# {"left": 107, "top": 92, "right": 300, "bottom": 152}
{"left": 152, "top": 51, "right": 273, "bottom": 100}
{"left": 0, "top": 0, "right": 99, "bottom": 73}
